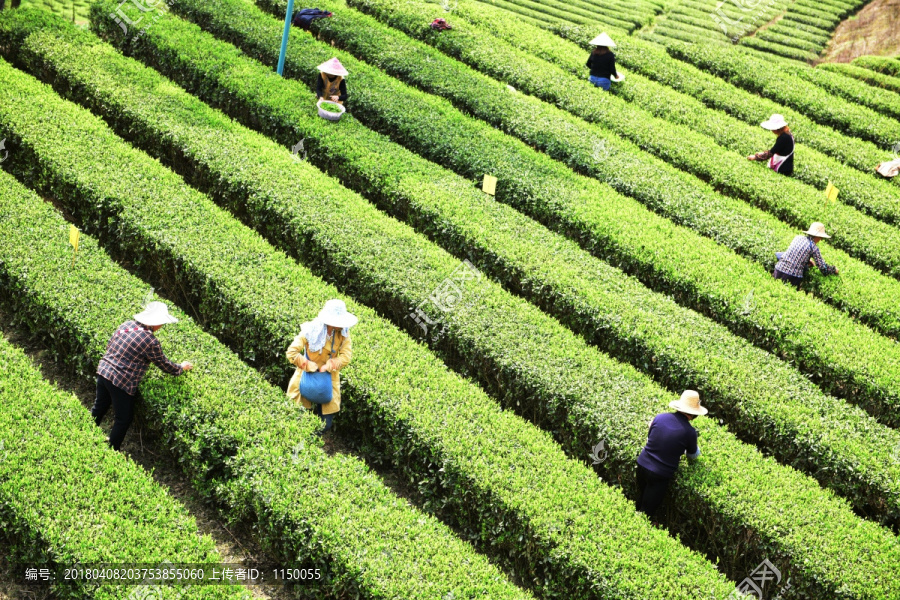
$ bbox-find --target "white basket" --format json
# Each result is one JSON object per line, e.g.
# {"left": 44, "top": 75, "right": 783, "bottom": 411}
{"left": 317, "top": 99, "right": 346, "bottom": 121}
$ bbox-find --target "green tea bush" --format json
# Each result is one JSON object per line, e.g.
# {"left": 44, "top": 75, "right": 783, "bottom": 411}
{"left": 761, "top": 25, "right": 830, "bottom": 45}
{"left": 474, "top": 0, "right": 633, "bottom": 31}
{"left": 781, "top": 12, "right": 839, "bottom": 28}
{"left": 0, "top": 49, "right": 733, "bottom": 600}
{"left": 752, "top": 30, "right": 823, "bottom": 53}
{"left": 545, "top": 22, "right": 895, "bottom": 180}
{"left": 17, "top": 9, "right": 900, "bottom": 529}
{"left": 819, "top": 62, "right": 900, "bottom": 94}
{"left": 0, "top": 326, "right": 248, "bottom": 600}
{"left": 211, "top": 0, "right": 900, "bottom": 422}
{"left": 0, "top": 166, "right": 530, "bottom": 600}
{"left": 782, "top": 61, "right": 900, "bottom": 120}
{"left": 336, "top": 0, "right": 900, "bottom": 262}
{"left": 660, "top": 39, "right": 900, "bottom": 146}
{"left": 739, "top": 36, "right": 820, "bottom": 61}
{"left": 14, "top": 9, "right": 894, "bottom": 594}
{"left": 853, "top": 55, "right": 900, "bottom": 77}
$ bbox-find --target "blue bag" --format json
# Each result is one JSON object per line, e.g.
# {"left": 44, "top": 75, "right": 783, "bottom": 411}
{"left": 298, "top": 336, "right": 337, "bottom": 404}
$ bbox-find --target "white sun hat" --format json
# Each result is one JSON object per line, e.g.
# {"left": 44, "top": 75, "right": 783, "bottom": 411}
{"left": 318, "top": 299, "right": 358, "bottom": 329}
{"left": 317, "top": 57, "right": 349, "bottom": 77}
{"left": 589, "top": 32, "right": 617, "bottom": 48}
{"left": 804, "top": 222, "right": 831, "bottom": 239}
{"left": 134, "top": 301, "right": 178, "bottom": 326}
{"left": 760, "top": 114, "right": 788, "bottom": 130}
{"left": 668, "top": 390, "right": 708, "bottom": 416}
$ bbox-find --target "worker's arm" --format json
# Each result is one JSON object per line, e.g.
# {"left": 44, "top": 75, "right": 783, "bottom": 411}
{"left": 287, "top": 334, "right": 316, "bottom": 371}
{"left": 810, "top": 243, "right": 838, "bottom": 275}
{"left": 586, "top": 55, "right": 592, "bottom": 69}
{"left": 315, "top": 76, "right": 324, "bottom": 99}
{"left": 685, "top": 430, "right": 700, "bottom": 460}
{"left": 748, "top": 149, "right": 773, "bottom": 161}
{"left": 146, "top": 337, "right": 185, "bottom": 376}
{"left": 321, "top": 335, "right": 352, "bottom": 372}
{"left": 337, "top": 79, "right": 349, "bottom": 103}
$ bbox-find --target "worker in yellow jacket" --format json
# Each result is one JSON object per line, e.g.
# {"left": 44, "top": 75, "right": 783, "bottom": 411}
{"left": 287, "top": 299, "right": 356, "bottom": 435}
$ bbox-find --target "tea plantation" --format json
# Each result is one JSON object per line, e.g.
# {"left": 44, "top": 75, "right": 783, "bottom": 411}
{"left": 0, "top": 0, "right": 898, "bottom": 598}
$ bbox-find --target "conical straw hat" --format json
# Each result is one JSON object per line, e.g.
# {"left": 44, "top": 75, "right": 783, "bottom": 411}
{"left": 317, "top": 57, "right": 349, "bottom": 77}
{"left": 589, "top": 32, "right": 616, "bottom": 47}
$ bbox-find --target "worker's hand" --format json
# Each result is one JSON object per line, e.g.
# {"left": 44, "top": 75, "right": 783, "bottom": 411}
{"left": 330, "top": 95, "right": 339, "bottom": 101}
{"left": 181, "top": 361, "right": 193, "bottom": 372}
{"left": 296, "top": 356, "right": 309, "bottom": 370}
{"left": 305, "top": 360, "right": 320, "bottom": 373}
{"left": 319, "top": 359, "right": 334, "bottom": 373}
{"left": 746, "top": 154, "right": 756, "bottom": 161}
{"left": 834, "top": 267, "right": 840, "bottom": 275}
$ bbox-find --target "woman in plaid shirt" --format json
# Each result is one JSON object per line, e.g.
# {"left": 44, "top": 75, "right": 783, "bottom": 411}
{"left": 773, "top": 222, "right": 839, "bottom": 289}
{"left": 92, "top": 302, "right": 192, "bottom": 450}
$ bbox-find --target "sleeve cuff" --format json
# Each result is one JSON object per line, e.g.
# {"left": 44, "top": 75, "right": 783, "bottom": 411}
{"left": 686, "top": 448, "right": 701, "bottom": 460}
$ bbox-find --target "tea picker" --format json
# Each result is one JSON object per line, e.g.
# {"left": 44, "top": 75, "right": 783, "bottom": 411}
{"left": 585, "top": 32, "right": 623, "bottom": 91}
{"left": 316, "top": 57, "right": 349, "bottom": 112}
{"left": 286, "top": 299, "right": 357, "bottom": 436}
{"left": 772, "top": 222, "right": 839, "bottom": 289}
{"left": 635, "top": 391, "right": 707, "bottom": 521}
{"left": 92, "top": 302, "right": 193, "bottom": 451}
{"left": 747, "top": 114, "right": 795, "bottom": 176}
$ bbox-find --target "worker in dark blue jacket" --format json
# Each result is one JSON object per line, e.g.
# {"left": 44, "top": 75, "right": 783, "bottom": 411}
{"left": 635, "top": 390, "right": 707, "bottom": 520}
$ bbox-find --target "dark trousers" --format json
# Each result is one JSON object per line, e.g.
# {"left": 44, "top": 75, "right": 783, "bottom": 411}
{"left": 635, "top": 464, "right": 671, "bottom": 518}
{"left": 773, "top": 268, "right": 802, "bottom": 289}
{"left": 91, "top": 375, "right": 136, "bottom": 451}
{"left": 312, "top": 403, "right": 334, "bottom": 433}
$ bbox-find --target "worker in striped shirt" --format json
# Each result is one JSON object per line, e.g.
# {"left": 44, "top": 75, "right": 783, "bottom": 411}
{"left": 773, "top": 222, "right": 839, "bottom": 289}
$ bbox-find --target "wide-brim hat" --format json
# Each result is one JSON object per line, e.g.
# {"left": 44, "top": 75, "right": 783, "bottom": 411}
{"left": 134, "top": 301, "right": 178, "bottom": 326}
{"left": 317, "top": 57, "right": 349, "bottom": 77}
{"left": 760, "top": 113, "right": 788, "bottom": 130}
{"left": 318, "top": 299, "right": 358, "bottom": 329}
{"left": 668, "top": 390, "right": 708, "bottom": 416}
{"left": 589, "top": 32, "right": 616, "bottom": 48}
{"left": 804, "top": 222, "right": 831, "bottom": 239}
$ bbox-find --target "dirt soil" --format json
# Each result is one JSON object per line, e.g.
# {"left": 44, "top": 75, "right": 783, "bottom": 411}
{"left": 820, "top": 0, "right": 900, "bottom": 63}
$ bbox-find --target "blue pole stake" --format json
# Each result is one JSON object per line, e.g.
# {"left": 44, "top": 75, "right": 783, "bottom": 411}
{"left": 276, "top": 0, "right": 295, "bottom": 76}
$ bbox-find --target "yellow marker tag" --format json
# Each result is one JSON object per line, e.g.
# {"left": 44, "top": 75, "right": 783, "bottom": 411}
{"left": 827, "top": 183, "right": 839, "bottom": 203}
{"left": 482, "top": 174, "right": 497, "bottom": 196}
{"left": 68, "top": 224, "right": 80, "bottom": 253}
